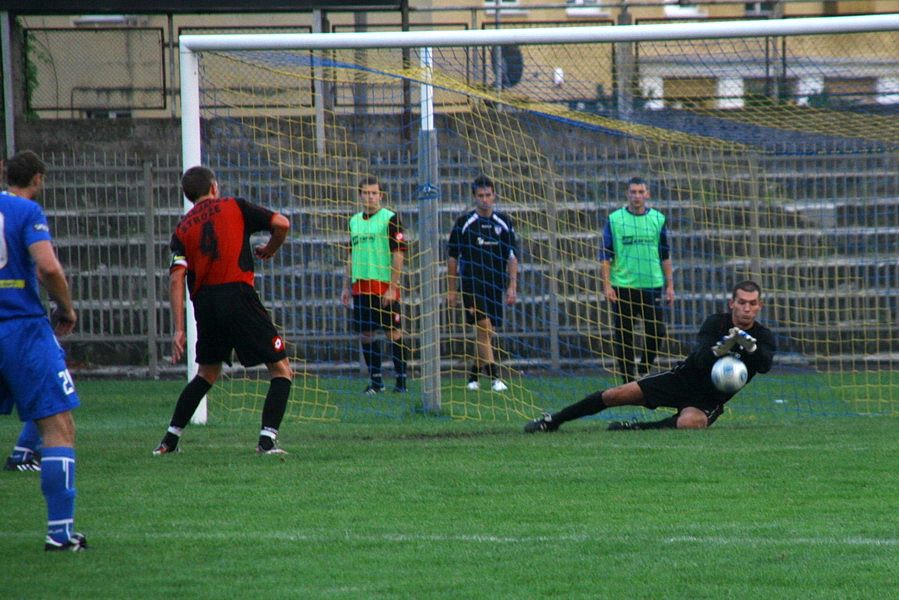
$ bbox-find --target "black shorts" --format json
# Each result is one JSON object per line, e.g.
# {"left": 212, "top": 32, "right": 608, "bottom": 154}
{"left": 636, "top": 371, "right": 724, "bottom": 425}
{"left": 351, "top": 293, "right": 402, "bottom": 333}
{"left": 193, "top": 283, "right": 287, "bottom": 367}
{"left": 461, "top": 279, "right": 505, "bottom": 328}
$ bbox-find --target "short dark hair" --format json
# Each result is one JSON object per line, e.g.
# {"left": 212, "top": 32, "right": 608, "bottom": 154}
{"left": 181, "top": 166, "right": 216, "bottom": 202}
{"left": 5, "top": 150, "right": 47, "bottom": 188}
{"left": 471, "top": 175, "right": 494, "bottom": 195}
{"left": 627, "top": 176, "right": 648, "bottom": 188}
{"left": 358, "top": 175, "right": 381, "bottom": 192}
{"left": 732, "top": 280, "right": 762, "bottom": 299}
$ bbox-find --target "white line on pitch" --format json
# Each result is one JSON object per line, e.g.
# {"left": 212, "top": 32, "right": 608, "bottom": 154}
{"left": 0, "top": 530, "right": 895, "bottom": 547}
{"left": 664, "top": 535, "right": 898, "bottom": 546}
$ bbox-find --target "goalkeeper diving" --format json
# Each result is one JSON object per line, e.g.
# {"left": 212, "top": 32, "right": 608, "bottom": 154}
{"left": 524, "top": 281, "right": 776, "bottom": 432}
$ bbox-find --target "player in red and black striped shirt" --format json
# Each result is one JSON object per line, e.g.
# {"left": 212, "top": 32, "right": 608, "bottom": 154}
{"left": 153, "top": 166, "right": 293, "bottom": 455}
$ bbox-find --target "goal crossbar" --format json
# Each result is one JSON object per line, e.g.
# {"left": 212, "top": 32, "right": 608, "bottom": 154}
{"left": 179, "top": 14, "right": 899, "bottom": 53}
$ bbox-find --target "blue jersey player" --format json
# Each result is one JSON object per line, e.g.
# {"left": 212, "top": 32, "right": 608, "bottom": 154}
{"left": 0, "top": 150, "right": 86, "bottom": 551}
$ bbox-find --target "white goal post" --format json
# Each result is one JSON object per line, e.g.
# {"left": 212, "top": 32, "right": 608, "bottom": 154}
{"left": 179, "top": 13, "right": 899, "bottom": 422}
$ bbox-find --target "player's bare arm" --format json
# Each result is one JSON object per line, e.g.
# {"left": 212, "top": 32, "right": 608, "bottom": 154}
{"left": 505, "top": 255, "right": 518, "bottom": 305}
{"left": 254, "top": 213, "right": 290, "bottom": 260}
{"left": 340, "top": 249, "right": 353, "bottom": 307}
{"left": 663, "top": 258, "right": 675, "bottom": 305}
{"left": 600, "top": 260, "right": 617, "bottom": 303}
{"left": 169, "top": 266, "right": 187, "bottom": 363}
{"left": 383, "top": 249, "right": 404, "bottom": 303}
{"left": 446, "top": 256, "right": 459, "bottom": 307}
{"left": 30, "top": 240, "right": 77, "bottom": 335}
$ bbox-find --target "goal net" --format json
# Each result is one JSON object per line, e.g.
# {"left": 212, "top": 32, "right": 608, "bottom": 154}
{"left": 179, "top": 15, "right": 899, "bottom": 423}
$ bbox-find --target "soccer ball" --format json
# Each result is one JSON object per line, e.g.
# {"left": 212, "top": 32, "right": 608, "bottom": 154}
{"left": 711, "top": 356, "right": 748, "bottom": 393}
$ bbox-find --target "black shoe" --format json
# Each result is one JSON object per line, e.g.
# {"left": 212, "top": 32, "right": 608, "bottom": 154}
{"left": 256, "top": 443, "right": 288, "bottom": 455}
{"left": 524, "top": 412, "right": 559, "bottom": 433}
{"left": 152, "top": 441, "right": 181, "bottom": 455}
{"left": 607, "top": 420, "right": 642, "bottom": 431}
{"left": 4, "top": 456, "right": 41, "bottom": 471}
{"left": 392, "top": 383, "right": 408, "bottom": 393}
{"left": 364, "top": 382, "right": 384, "bottom": 395}
{"left": 45, "top": 532, "right": 88, "bottom": 552}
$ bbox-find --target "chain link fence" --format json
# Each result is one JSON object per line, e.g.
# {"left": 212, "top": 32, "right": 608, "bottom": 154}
{"left": 35, "top": 143, "right": 898, "bottom": 377}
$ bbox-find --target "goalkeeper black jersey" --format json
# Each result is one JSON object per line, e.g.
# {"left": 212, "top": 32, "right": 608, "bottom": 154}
{"left": 672, "top": 312, "right": 777, "bottom": 402}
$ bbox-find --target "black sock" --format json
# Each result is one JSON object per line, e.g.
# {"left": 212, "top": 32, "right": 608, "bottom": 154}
{"left": 362, "top": 341, "right": 382, "bottom": 383}
{"left": 170, "top": 375, "right": 212, "bottom": 429}
{"left": 390, "top": 339, "right": 407, "bottom": 379}
{"left": 258, "top": 427, "right": 277, "bottom": 451}
{"left": 635, "top": 415, "right": 678, "bottom": 430}
{"left": 261, "top": 377, "right": 292, "bottom": 432}
{"left": 553, "top": 390, "right": 608, "bottom": 424}
{"left": 484, "top": 363, "right": 498, "bottom": 380}
{"left": 468, "top": 363, "right": 480, "bottom": 382}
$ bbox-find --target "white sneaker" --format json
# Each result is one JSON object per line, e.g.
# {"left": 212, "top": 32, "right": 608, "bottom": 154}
{"left": 466, "top": 380, "right": 480, "bottom": 391}
{"left": 491, "top": 379, "right": 508, "bottom": 392}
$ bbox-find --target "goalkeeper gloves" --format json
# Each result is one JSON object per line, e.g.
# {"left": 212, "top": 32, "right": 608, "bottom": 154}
{"left": 711, "top": 331, "right": 739, "bottom": 357}
{"left": 733, "top": 328, "right": 757, "bottom": 354}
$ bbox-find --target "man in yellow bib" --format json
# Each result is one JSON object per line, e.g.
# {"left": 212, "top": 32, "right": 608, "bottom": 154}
{"left": 601, "top": 177, "right": 675, "bottom": 383}
{"left": 341, "top": 176, "right": 409, "bottom": 393}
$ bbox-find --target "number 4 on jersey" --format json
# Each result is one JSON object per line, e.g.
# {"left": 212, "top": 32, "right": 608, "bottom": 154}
{"left": 199, "top": 221, "right": 220, "bottom": 260}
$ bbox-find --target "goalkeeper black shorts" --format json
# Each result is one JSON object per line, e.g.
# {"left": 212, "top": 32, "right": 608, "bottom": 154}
{"left": 637, "top": 370, "right": 725, "bottom": 424}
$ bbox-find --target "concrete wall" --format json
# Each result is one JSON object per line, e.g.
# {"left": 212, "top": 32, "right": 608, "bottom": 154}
{"left": 15, "top": 118, "right": 182, "bottom": 155}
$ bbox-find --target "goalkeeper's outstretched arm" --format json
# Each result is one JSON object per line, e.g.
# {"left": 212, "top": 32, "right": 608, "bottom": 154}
{"left": 742, "top": 328, "right": 777, "bottom": 374}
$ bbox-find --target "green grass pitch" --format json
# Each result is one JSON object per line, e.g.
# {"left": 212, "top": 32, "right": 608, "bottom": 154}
{"left": 1, "top": 379, "right": 896, "bottom": 599}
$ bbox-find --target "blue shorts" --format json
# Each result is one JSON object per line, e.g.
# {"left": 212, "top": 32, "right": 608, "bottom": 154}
{"left": 0, "top": 317, "right": 80, "bottom": 422}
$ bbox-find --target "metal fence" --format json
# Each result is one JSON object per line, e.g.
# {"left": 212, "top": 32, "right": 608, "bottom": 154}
{"left": 41, "top": 152, "right": 184, "bottom": 376}
{"left": 35, "top": 145, "right": 899, "bottom": 375}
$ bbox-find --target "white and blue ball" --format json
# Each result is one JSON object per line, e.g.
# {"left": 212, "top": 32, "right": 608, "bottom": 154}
{"left": 711, "top": 356, "right": 748, "bottom": 393}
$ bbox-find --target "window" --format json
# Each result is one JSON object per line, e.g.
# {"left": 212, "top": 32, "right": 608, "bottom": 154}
{"left": 484, "top": 0, "right": 526, "bottom": 16}
{"left": 664, "top": 0, "right": 707, "bottom": 18}
{"left": 566, "top": 0, "right": 609, "bottom": 17}
{"left": 745, "top": 2, "right": 775, "bottom": 17}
